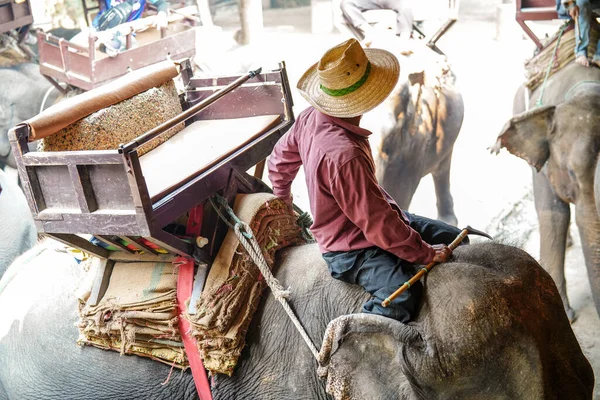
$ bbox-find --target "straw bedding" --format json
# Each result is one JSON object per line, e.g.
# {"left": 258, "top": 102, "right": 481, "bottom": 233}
{"left": 77, "top": 261, "right": 188, "bottom": 368}
{"left": 38, "top": 79, "right": 183, "bottom": 156}
{"left": 525, "top": 23, "right": 600, "bottom": 91}
{"left": 185, "top": 193, "right": 308, "bottom": 376}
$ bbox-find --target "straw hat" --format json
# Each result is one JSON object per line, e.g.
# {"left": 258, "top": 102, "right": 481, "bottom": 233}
{"left": 297, "top": 38, "right": 400, "bottom": 118}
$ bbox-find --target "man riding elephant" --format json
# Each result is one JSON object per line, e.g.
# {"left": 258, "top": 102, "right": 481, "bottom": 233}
{"left": 268, "top": 38, "right": 464, "bottom": 323}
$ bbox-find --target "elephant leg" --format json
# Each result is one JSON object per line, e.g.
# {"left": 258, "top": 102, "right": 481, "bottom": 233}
{"left": 574, "top": 197, "right": 600, "bottom": 319}
{"left": 382, "top": 166, "right": 422, "bottom": 211}
{"left": 431, "top": 153, "right": 458, "bottom": 226}
{"left": 532, "top": 170, "right": 574, "bottom": 321}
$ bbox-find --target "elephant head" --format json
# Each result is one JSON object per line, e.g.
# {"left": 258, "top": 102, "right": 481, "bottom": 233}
{"left": 318, "top": 243, "right": 594, "bottom": 400}
{"left": 492, "top": 88, "right": 600, "bottom": 320}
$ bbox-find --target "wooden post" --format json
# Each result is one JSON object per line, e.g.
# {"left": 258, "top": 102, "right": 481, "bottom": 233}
{"left": 238, "top": 0, "right": 264, "bottom": 45}
{"left": 196, "top": 0, "right": 214, "bottom": 27}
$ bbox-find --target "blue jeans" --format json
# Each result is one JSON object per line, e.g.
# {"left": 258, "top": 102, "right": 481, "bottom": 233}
{"left": 322, "top": 212, "right": 467, "bottom": 322}
{"left": 557, "top": 0, "right": 600, "bottom": 60}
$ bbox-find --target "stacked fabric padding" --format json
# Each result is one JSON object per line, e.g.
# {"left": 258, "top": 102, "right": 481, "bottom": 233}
{"left": 186, "top": 193, "right": 308, "bottom": 376}
{"left": 77, "top": 261, "right": 188, "bottom": 368}
{"left": 38, "top": 79, "right": 184, "bottom": 156}
{"left": 525, "top": 24, "right": 600, "bottom": 91}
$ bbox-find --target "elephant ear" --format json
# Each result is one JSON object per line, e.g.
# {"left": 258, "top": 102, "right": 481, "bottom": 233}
{"left": 318, "top": 314, "right": 421, "bottom": 400}
{"left": 491, "top": 105, "right": 555, "bottom": 172}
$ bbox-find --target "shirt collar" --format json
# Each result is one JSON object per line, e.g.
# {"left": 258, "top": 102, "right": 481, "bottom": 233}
{"left": 313, "top": 108, "right": 373, "bottom": 138}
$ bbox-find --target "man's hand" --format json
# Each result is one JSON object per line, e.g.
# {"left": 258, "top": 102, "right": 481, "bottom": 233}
{"left": 568, "top": 3, "right": 579, "bottom": 19}
{"left": 153, "top": 11, "right": 168, "bottom": 30}
{"left": 432, "top": 244, "right": 452, "bottom": 263}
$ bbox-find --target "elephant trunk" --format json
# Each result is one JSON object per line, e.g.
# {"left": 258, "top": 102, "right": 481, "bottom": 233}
{"left": 576, "top": 163, "right": 600, "bottom": 318}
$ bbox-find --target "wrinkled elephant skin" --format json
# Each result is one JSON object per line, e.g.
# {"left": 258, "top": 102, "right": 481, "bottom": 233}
{"left": 0, "top": 63, "right": 59, "bottom": 169}
{"left": 496, "top": 63, "right": 600, "bottom": 320}
{"left": 0, "top": 242, "right": 592, "bottom": 399}
{"left": 0, "top": 168, "right": 36, "bottom": 277}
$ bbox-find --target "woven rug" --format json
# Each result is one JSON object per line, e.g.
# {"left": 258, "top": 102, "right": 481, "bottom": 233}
{"left": 77, "top": 261, "right": 188, "bottom": 368}
{"left": 185, "top": 193, "right": 307, "bottom": 376}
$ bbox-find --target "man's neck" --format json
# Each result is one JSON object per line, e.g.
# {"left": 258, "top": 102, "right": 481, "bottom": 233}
{"left": 340, "top": 115, "right": 363, "bottom": 126}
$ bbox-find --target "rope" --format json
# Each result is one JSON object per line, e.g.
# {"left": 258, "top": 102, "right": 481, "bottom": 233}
{"left": 563, "top": 79, "right": 600, "bottom": 101}
{"left": 296, "top": 211, "right": 315, "bottom": 243}
{"left": 40, "top": 86, "right": 55, "bottom": 114}
{"left": 211, "top": 194, "right": 320, "bottom": 360}
{"left": 536, "top": 21, "right": 569, "bottom": 107}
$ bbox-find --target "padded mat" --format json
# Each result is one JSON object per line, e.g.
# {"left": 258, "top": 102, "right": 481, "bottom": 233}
{"left": 140, "top": 114, "right": 281, "bottom": 201}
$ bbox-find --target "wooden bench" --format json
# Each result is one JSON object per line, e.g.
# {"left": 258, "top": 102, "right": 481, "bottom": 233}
{"left": 8, "top": 58, "right": 295, "bottom": 266}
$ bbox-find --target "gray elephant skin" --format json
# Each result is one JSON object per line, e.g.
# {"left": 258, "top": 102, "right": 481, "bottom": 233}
{"left": 496, "top": 62, "right": 600, "bottom": 321}
{"left": 0, "top": 168, "right": 36, "bottom": 276}
{"left": 370, "top": 49, "right": 464, "bottom": 226}
{"left": 0, "top": 63, "right": 60, "bottom": 169}
{"left": 0, "top": 240, "right": 593, "bottom": 399}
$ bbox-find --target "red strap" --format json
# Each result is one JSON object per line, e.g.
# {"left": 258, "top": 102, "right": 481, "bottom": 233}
{"left": 177, "top": 258, "right": 213, "bottom": 400}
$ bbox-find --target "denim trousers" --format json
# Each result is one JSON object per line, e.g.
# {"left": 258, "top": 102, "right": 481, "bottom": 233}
{"left": 557, "top": 0, "right": 600, "bottom": 60}
{"left": 322, "top": 212, "right": 466, "bottom": 322}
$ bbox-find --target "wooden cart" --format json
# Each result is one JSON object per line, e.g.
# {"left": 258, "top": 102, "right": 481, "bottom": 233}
{"left": 0, "top": 0, "right": 34, "bottom": 58}
{"left": 37, "top": 16, "right": 198, "bottom": 91}
{"left": 8, "top": 59, "right": 294, "bottom": 265}
{"left": 516, "top": 0, "right": 560, "bottom": 49}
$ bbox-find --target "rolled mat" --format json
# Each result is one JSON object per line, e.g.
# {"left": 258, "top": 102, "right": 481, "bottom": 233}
{"left": 24, "top": 60, "right": 179, "bottom": 140}
{"left": 77, "top": 261, "right": 188, "bottom": 368}
{"left": 185, "top": 193, "right": 309, "bottom": 376}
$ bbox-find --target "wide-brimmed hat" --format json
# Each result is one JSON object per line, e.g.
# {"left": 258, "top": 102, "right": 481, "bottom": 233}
{"left": 297, "top": 38, "right": 400, "bottom": 118}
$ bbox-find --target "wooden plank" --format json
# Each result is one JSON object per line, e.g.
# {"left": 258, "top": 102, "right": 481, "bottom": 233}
{"left": 68, "top": 164, "right": 97, "bottom": 213}
{"left": 146, "top": 229, "right": 193, "bottom": 257}
{"left": 108, "top": 250, "right": 174, "bottom": 263}
{"left": 119, "top": 235, "right": 159, "bottom": 255}
{"left": 188, "top": 86, "right": 285, "bottom": 121}
{"left": 8, "top": 126, "right": 39, "bottom": 215}
{"left": 95, "top": 235, "right": 135, "bottom": 254}
{"left": 47, "top": 233, "right": 110, "bottom": 259}
{"left": 37, "top": 213, "right": 148, "bottom": 236}
{"left": 151, "top": 122, "right": 291, "bottom": 228}
{"left": 92, "top": 28, "right": 196, "bottom": 84}
{"left": 253, "top": 159, "right": 266, "bottom": 179}
{"left": 23, "top": 151, "right": 123, "bottom": 166}
{"left": 87, "top": 258, "right": 115, "bottom": 306}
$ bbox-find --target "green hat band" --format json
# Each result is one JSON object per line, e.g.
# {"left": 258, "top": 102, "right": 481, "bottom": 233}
{"left": 319, "top": 62, "right": 372, "bottom": 97}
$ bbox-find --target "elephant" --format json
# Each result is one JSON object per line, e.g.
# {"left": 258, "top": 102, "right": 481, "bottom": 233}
{"left": 0, "top": 168, "right": 36, "bottom": 276}
{"left": 0, "top": 62, "right": 61, "bottom": 169}
{"left": 0, "top": 239, "right": 593, "bottom": 399}
{"left": 493, "top": 62, "right": 600, "bottom": 321}
{"left": 365, "top": 42, "right": 464, "bottom": 226}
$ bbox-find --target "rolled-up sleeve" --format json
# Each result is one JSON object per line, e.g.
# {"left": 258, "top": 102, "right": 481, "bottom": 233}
{"left": 330, "top": 156, "right": 435, "bottom": 264}
{"left": 267, "top": 129, "right": 302, "bottom": 203}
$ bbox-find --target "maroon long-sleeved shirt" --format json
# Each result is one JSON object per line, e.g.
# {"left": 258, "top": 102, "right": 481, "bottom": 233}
{"left": 267, "top": 107, "right": 435, "bottom": 265}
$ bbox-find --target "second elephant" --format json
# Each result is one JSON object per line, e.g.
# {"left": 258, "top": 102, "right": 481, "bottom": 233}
{"left": 494, "top": 62, "right": 600, "bottom": 320}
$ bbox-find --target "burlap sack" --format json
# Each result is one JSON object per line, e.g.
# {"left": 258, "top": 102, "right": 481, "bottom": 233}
{"left": 186, "top": 193, "right": 308, "bottom": 376}
{"left": 78, "top": 261, "right": 188, "bottom": 368}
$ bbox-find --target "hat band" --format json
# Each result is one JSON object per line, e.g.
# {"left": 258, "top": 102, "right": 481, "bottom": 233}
{"left": 320, "top": 62, "right": 372, "bottom": 97}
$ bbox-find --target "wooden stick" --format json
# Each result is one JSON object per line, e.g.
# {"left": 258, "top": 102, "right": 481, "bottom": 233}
{"left": 382, "top": 228, "right": 469, "bottom": 307}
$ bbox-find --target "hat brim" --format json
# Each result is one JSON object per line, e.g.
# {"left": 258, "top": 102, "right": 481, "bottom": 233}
{"left": 296, "top": 48, "right": 400, "bottom": 118}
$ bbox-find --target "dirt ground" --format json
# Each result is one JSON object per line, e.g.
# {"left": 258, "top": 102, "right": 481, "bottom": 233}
{"left": 199, "top": 0, "right": 599, "bottom": 395}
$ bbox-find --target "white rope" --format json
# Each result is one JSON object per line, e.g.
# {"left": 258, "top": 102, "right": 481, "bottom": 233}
{"left": 233, "top": 222, "right": 320, "bottom": 360}
{"left": 40, "top": 86, "right": 55, "bottom": 114}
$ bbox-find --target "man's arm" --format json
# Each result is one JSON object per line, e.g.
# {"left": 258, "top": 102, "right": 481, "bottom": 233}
{"left": 267, "top": 129, "right": 302, "bottom": 210}
{"left": 330, "top": 156, "right": 435, "bottom": 265}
